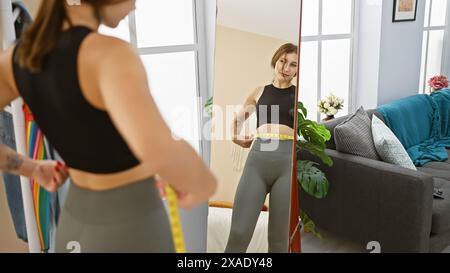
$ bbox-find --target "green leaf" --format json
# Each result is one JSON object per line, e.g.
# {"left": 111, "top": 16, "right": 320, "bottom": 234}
{"left": 297, "top": 102, "right": 308, "bottom": 119}
{"left": 296, "top": 103, "right": 332, "bottom": 166}
{"left": 297, "top": 160, "right": 330, "bottom": 199}
{"left": 298, "top": 119, "right": 331, "bottom": 144}
{"left": 204, "top": 96, "right": 214, "bottom": 118}
{"left": 298, "top": 141, "right": 333, "bottom": 167}
{"left": 300, "top": 210, "right": 322, "bottom": 239}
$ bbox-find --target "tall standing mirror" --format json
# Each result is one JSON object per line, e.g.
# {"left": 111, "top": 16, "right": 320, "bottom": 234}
{"left": 207, "top": 0, "right": 302, "bottom": 253}
{"left": 298, "top": 0, "right": 450, "bottom": 253}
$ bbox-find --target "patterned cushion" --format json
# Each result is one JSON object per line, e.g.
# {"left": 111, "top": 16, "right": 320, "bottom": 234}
{"left": 334, "top": 107, "right": 380, "bottom": 160}
{"left": 371, "top": 115, "right": 417, "bottom": 170}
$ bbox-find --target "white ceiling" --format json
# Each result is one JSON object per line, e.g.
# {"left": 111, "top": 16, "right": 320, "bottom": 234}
{"left": 217, "top": 0, "right": 302, "bottom": 42}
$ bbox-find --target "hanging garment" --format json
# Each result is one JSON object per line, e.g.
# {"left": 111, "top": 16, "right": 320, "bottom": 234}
{"left": 12, "top": 1, "right": 32, "bottom": 39}
{"left": 23, "top": 104, "right": 60, "bottom": 252}
{"left": 0, "top": 110, "right": 28, "bottom": 242}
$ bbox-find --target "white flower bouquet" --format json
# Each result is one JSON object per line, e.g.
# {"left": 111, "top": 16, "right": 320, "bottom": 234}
{"left": 317, "top": 93, "right": 344, "bottom": 117}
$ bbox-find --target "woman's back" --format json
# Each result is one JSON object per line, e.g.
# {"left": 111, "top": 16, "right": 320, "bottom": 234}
{"left": 4, "top": 26, "right": 161, "bottom": 190}
{"left": 2, "top": 25, "right": 215, "bottom": 195}
{"left": 13, "top": 26, "right": 140, "bottom": 174}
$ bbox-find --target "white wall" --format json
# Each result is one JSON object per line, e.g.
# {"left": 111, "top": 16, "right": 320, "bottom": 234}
{"left": 446, "top": 39, "right": 450, "bottom": 78}
{"left": 217, "top": 0, "right": 300, "bottom": 42}
{"left": 355, "top": 0, "right": 428, "bottom": 108}
{"left": 444, "top": 6, "right": 450, "bottom": 79}
{"left": 355, "top": 0, "right": 383, "bottom": 110}
{"left": 205, "top": 0, "right": 217, "bottom": 99}
{"left": 0, "top": 0, "right": 15, "bottom": 49}
{"left": 377, "top": 0, "right": 426, "bottom": 105}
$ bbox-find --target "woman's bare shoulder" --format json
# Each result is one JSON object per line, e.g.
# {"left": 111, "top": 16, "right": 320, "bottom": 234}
{"left": 80, "top": 33, "right": 138, "bottom": 65}
{"left": 0, "top": 46, "right": 15, "bottom": 72}
{"left": 252, "top": 85, "right": 265, "bottom": 103}
{"left": 85, "top": 32, "right": 131, "bottom": 48}
{"left": 78, "top": 33, "right": 144, "bottom": 88}
{"left": 0, "top": 46, "right": 19, "bottom": 97}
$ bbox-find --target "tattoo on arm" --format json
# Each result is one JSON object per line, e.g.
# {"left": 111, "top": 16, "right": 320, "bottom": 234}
{"left": 0, "top": 154, "right": 23, "bottom": 172}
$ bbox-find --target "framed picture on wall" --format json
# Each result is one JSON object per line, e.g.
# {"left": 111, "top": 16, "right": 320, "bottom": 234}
{"left": 393, "top": 0, "right": 418, "bottom": 22}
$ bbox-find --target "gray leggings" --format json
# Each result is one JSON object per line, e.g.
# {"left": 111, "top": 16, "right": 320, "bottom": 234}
{"left": 55, "top": 177, "right": 174, "bottom": 253}
{"left": 225, "top": 138, "right": 293, "bottom": 253}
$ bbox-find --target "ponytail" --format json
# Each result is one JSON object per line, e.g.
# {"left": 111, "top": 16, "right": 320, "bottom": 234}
{"left": 15, "top": 0, "right": 69, "bottom": 73}
{"left": 15, "top": 0, "right": 128, "bottom": 73}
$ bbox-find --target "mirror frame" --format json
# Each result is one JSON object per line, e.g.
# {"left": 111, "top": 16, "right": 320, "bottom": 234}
{"left": 288, "top": 0, "right": 303, "bottom": 253}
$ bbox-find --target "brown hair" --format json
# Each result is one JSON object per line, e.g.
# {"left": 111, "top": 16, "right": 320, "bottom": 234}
{"left": 271, "top": 43, "right": 298, "bottom": 68}
{"left": 16, "top": 0, "right": 127, "bottom": 73}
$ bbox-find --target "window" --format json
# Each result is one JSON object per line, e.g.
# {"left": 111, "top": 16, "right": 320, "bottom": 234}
{"left": 299, "top": 0, "right": 355, "bottom": 121}
{"left": 99, "top": 0, "right": 208, "bottom": 155}
{"left": 419, "top": 0, "right": 449, "bottom": 93}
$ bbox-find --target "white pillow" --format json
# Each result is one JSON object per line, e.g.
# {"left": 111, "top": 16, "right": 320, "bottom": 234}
{"left": 371, "top": 115, "right": 417, "bottom": 170}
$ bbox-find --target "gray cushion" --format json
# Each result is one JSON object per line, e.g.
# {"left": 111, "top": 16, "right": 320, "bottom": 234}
{"left": 432, "top": 178, "right": 450, "bottom": 234}
{"left": 334, "top": 107, "right": 380, "bottom": 160}
{"left": 323, "top": 109, "right": 384, "bottom": 150}
{"left": 371, "top": 115, "right": 417, "bottom": 170}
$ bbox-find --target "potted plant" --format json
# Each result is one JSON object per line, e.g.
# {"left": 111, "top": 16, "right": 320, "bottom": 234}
{"left": 317, "top": 93, "right": 344, "bottom": 121}
{"left": 296, "top": 102, "right": 332, "bottom": 238}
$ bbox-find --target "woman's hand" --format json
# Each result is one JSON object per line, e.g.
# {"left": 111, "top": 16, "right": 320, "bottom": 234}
{"left": 232, "top": 134, "right": 254, "bottom": 148}
{"left": 156, "top": 176, "right": 216, "bottom": 210}
{"left": 30, "top": 160, "right": 69, "bottom": 193}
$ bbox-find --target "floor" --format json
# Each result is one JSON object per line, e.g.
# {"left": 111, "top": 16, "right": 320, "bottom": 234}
{"left": 301, "top": 229, "right": 366, "bottom": 253}
{"left": 0, "top": 176, "right": 28, "bottom": 253}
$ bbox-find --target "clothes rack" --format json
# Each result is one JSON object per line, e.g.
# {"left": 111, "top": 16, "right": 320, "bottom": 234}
{"left": 0, "top": 0, "right": 40, "bottom": 253}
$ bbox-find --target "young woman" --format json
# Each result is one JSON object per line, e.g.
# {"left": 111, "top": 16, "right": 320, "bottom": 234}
{"left": 0, "top": 0, "right": 217, "bottom": 252}
{"left": 226, "top": 43, "right": 298, "bottom": 253}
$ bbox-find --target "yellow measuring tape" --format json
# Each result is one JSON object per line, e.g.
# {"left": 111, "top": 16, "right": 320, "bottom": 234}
{"left": 164, "top": 185, "right": 187, "bottom": 253}
{"left": 255, "top": 133, "right": 295, "bottom": 140}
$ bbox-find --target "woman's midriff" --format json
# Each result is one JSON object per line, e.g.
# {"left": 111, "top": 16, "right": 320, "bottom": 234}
{"left": 68, "top": 162, "right": 158, "bottom": 191}
{"left": 256, "top": 124, "right": 295, "bottom": 137}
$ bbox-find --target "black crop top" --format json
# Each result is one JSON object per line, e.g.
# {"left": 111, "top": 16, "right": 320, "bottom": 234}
{"left": 12, "top": 26, "right": 140, "bottom": 173}
{"left": 256, "top": 84, "right": 296, "bottom": 129}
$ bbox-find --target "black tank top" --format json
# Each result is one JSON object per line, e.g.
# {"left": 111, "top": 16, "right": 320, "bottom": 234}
{"left": 12, "top": 26, "right": 140, "bottom": 174}
{"left": 256, "top": 84, "right": 296, "bottom": 129}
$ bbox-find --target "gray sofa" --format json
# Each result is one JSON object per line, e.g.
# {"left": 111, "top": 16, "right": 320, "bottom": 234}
{"left": 298, "top": 109, "right": 450, "bottom": 253}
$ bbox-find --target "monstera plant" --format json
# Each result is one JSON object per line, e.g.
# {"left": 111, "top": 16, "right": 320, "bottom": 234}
{"left": 204, "top": 98, "right": 332, "bottom": 238}
{"left": 296, "top": 102, "right": 333, "bottom": 238}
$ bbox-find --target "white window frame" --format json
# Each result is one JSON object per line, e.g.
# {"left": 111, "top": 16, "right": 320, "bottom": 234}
{"left": 419, "top": 0, "right": 450, "bottom": 94}
{"left": 124, "top": 0, "right": 210, "bottom": 160}
{"left": 300, "top": 0, "right": 356, "bottom": 121}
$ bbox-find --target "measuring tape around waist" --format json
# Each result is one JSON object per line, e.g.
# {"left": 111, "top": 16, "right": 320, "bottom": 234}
{"left": 159, "top": 183, "right": 186, "bottom": 253}
{"left": 255, "top": 133, "right": 295, "bottom": 140}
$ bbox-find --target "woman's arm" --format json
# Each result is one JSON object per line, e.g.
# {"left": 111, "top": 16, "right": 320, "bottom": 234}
{"left": 0, "top": 47, "right": 68, "bottom": 192}
{"left": 0, "top": 143, "right": 35, "bottom": 177}
{"left": 230, "top": 87, "right": 262, "bottom": 148}
{"left": 0, "top": 47, "right": 20, "bottom": 107}
{"left": 93, "top": 36, "right": 216, "bottom": 209}
{"left": 0, "top": 144, "right": 69, "bottom": 192}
